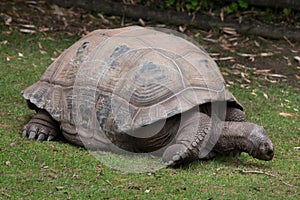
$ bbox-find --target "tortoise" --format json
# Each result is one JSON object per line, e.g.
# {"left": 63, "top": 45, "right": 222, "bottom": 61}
{"left": 22, "top": 26, "right": 274, "bottom": 166}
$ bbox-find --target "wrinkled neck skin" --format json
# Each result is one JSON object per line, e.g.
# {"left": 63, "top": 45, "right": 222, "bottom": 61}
{"left": 213, "top": 122, "right": 274, "bottom": 160}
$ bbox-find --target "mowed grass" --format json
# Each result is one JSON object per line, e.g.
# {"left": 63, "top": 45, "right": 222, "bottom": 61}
{"left": 0, "top": 25, "right": 299, "bottom": 199}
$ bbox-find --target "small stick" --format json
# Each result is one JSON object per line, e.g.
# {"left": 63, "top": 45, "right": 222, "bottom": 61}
{"left": 283, "top": 36, "right": 295, "bottom": 47}
{"left": 237, "top": 169, "right": 276, "bottom": 177}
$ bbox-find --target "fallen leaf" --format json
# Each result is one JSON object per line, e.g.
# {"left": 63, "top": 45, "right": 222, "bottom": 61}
{"left": 294, "top": 56, "right": 300, "bottom": 63}
{"left": 19, "top": 29, "right": 36, "bottom": 34}
{"left": 138, "top": 18, "right": 145, "bottom": 26}
{"left": 263, "top": 93, "right": 268, "bottom": 99}
{"left": 290, "top": 49, "right": 298, "bottom": 53}
{"left": 222, "top": 27, "right": 237, "bottom": 35}
{"left": 255, "top": 69, "right": 271, "bottom": 74}
{"left": 96, "top": 165, "right": 102, "bottom": 171}
{"left": 178, "top": 25, "right": 186, "bottom": 33}
{"left": 56, "top": 186, "right": 64, "bottom": 191}
{"left": 237, "top": 52, "right": 273, "bottom": 57}
{"left": 10, "top": 142, "right": 16, "bottom": 147}
{"left": 5, "top": 161, "right": 11, "bottom": 166}
{"left": 40, "top": 163, "right": 49, "bottom": 169}
{"left": 254, "top": 40, "right": 260, "bottom": 47}
{"left": 220, "top": 8, "right": 225, "bottom": 21}
{"left": 269, "top": 74, "right": 287, "bottom": 78}
{"left": 260, "top": 52, "right": 274, "bottom": 57}
{"left": 279, "top": 112, "right": 298, "bottom": 118}
{"left": 214, "top": 56, "right": 235, "bottom": 61}
{"left": 51, "top": 5, "right": 65, "bottom": 16}
{"left": 20, "top": 24, "right": 36, "bottom": 29}
{"left": 145, "top": 189, "right": 151, "bottom": 193}
{"left": 1, "top": 13, "right": 12, "bottom": 25}
{"left": 295, "top": 75, "right": 300, "bottom": 80}
{"left": 202, "top": 38, "right": 218, "bottom": 43}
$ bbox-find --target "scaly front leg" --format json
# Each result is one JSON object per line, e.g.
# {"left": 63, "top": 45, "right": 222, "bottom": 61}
{"left": 162, "top": 109, "right": 213, "bottom": 166}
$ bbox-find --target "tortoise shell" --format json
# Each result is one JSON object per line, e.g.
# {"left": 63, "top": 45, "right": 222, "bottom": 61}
{"left": 23, "top": 26, "right": 242, "bottom": 146}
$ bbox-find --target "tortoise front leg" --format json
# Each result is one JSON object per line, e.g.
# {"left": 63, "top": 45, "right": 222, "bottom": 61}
{"left": 22, "top": 109, "right": 60, "bottom": 141}
{"left": 162, "top": 110, "right": 212, "bottom": 166}
{"left": 225, "top": 107, "right": 247, "bottom": 122}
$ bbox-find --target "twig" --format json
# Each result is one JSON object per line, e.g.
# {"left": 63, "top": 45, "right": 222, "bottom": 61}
{"left": 281, "top": 180, "right": 297, "bottom": 188}
{"left": 283, "top": 36, "right": 295, "bottom": 47}
{"left": 237, "top": 169, "right": 276, "bottom": 177}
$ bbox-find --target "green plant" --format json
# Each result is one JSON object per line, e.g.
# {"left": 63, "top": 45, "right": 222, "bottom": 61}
{"left": 283, "top": 8, "right": 292, "bottom": 16}
{"left": 226, "top": 0, "right": 248, "bottom": 14}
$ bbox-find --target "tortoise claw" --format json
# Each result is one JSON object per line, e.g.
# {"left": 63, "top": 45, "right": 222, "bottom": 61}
{"left": 22, "top": 110, "right": 60, "bottom": 142}
{"left": 22, "top": 129, "right": 28, "bottom": 138}
{"left": 162, "top": 144, "right": 190, "bottom": 166}
{"left": 29, "top": 131, "right": 37, "bottom": 140}
{"left": 37, "top": 134, "right": 46, "bottom": 141}
{"left": 47, "top": 135, "right": 55, "bottom": 141}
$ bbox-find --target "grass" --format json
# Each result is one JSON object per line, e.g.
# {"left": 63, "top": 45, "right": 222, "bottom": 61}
{"left": 0, "top": 25, "right": 299, "bottom": 199}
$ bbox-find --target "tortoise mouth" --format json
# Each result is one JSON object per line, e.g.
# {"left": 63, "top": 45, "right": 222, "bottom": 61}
{"left": 252, "top": 144, "right": 274, "bottom": 161}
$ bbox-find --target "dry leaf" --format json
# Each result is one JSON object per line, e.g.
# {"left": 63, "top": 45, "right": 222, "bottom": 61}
{"left": 56, "top": 186, "right": 64, "bottom": 190}
{"left": 294, "top": 56, "right": 300, "bottom": 63}
{"left": 222, "top": 27, "right": 237, "bottom": 35}
{"left": 214, "top": 57, "right": 235, "bottom": 61}
{"left": 279, "top": 112, "right": 298, "bottom": 118}
{"left": 1, "top": 13, "right": 12, "bottom": 25}
{"left": 178, "top": 25, "right": 186, "bottom": 33}
{"left": 255, "top": 69, "right": 271, "bottom": 74}
{"left": 138, "top": 18, "right": 145, "bottom": 26}
{"left": 295, "top": 75, "right": 300, "bottom": 80}
{"left": 19, "top": 29, "right": 36, "bottom": 34}
{"left": 263, "top": 93, "right": 268, "bottom": 99}
{"left": 238, "top": 53, "right": 256, "bottom": 57}
{"left": 260, "top": 52, "right": 274, "bottom": 57}
{"left": 269, "top": 74, "right": 287, "bottom": 78}
{"left": 51, "top": 5, "right": 65, "bottom": 16}
{"left": 290, "top": 49, "right": 298, "bottom": 53}
{"left": 227, "top": 81, "right": 234, "bottom": 85}
{"left": 254, "top": 40, "right": 260, "bottom": 47}
{"left": 202, "top": 38, "right": 218, "bottom": 43}
{"left": 20, "top": 24, "right": 36, "bottom": 29}
{"left": 237, "top": 52, "right": 273, "bottom": 57}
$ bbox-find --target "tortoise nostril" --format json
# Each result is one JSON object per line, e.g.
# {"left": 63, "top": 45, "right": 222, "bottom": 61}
{"left": 267, "top": 149, "right": 274, "bottom": 157}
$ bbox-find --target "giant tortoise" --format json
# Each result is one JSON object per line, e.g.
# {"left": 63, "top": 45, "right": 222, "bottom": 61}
{"left": 22, "top": 26, "right": 274, "bottom": 166}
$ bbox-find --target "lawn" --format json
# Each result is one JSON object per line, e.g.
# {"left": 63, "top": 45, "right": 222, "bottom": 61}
{"left": 0, "top": 23, "right": 299, "bottom": 199}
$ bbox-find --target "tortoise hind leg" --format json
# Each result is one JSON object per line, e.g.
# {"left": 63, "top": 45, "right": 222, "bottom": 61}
{"left": 22, "top": 109, "right": 60, "bottom": 141}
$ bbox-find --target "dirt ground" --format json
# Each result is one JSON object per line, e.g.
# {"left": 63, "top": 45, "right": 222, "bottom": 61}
{"left": 1, "top": 1, "right": 299, "bottom": 90}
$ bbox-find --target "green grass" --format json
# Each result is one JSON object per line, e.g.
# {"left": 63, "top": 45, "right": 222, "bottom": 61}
{"left": 0, "top": 25, "right": 299, "bottom": 199}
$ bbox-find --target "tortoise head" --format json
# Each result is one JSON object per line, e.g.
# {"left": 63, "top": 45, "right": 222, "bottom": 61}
{"left": 248, "top": 126, "right": 274, "bottom": 161}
